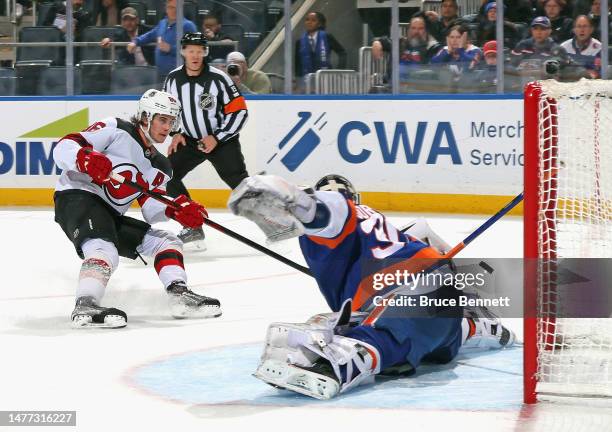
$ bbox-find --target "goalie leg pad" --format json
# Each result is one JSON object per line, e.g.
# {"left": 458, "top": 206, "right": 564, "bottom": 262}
{"left": 254, "top": 334, "right": 381, "bottom": 400}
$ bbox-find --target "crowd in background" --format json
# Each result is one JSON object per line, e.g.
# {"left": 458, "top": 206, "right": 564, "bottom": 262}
{"left": 3, "top": 0, "right": 610, "bottom": 94}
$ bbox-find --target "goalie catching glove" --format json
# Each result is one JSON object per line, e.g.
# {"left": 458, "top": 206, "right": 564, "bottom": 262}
{"left": 76, "top": 147, "right": 112, "bottom": 185}
{"left": 165, "top": 195, "right": 208, "bottom": 228}
{"left": 228, "top": 175, "right": 317, "bottom": 242}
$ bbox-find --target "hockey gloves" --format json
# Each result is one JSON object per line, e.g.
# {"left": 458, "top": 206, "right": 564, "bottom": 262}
{"left": 76, "top": 147, "right": 112, "bottom": 185}
{"left": 166, "top": 195, "right": 208, "bottom": 228}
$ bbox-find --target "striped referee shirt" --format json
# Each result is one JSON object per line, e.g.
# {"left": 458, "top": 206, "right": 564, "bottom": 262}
{"left": 163, "top": 64, "right": 248, "bottom": 143}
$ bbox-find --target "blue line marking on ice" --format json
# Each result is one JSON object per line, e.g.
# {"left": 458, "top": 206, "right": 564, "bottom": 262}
{"left": 132, "top": 344, "right": 523, "bottom": 409}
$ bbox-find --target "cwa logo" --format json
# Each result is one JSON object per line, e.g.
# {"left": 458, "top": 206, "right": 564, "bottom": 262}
{"left": 267, "top": 112, "right": 462, "bottom": 172}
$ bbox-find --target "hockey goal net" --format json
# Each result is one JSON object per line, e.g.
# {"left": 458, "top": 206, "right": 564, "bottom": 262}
{"left": 524, "top": 79, "right": 612, "bottom": 403}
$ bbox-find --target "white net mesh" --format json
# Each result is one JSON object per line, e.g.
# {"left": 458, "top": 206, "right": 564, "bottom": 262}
{"left": 536, "top": 79, "right": 612, "bottom": 399}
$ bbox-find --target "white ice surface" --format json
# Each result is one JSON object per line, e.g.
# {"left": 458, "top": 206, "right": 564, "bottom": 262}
{"left": 1, "top": 208, "right": 611, "bottom": 432}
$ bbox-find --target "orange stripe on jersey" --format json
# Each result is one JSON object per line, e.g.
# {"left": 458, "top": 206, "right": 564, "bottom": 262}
{"left": 352, "top": 245, "right": 447, "bottom": 312}
{"left": 224, "top": 96, "right": 247, "bottom": 114}
{"left": 307, "top": 200, "right": 357, "bottom": 249}
{"left": 364, "top": 346, "right": 378, "bottom": 371}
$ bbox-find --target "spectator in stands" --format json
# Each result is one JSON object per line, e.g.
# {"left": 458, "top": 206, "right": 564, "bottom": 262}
{"left": 127, "top": 0, "right": 196, "bottom": 81}
{"left": 560, "top": 15, "right": 602, "bottom": 78}
{"left": 431, "top": 24, "right": 482, "bottom": 77}
{"left": 93, "top": 0, "right": 126, "bottom": 26}
{"left": 476, "top": 2, "right": 520, "bottom": 48}
{"left": 294, "top": 11, "right": 347, "bottom": 80}
{"left": 202, "top": 14, "right": 233, "bottom": 42}
{"left": 479, "top": 0, "right": 533, "bottom": 24}
{"left": 372, "top": 16, "right": 442, "bottom": 82}
{"left": 225, "top": 51, "right": 272, "bottom": 94}
{"left": 588, "top": 0, "right": 612, "bottom": 42}
{"left": 45, "top": 0, "right": 91, "bottom": 41}
{"left": 510, "top": 16, "right": 570, "bottom": 74}
{"left": 100, "top": 7, "right": 154, "bottom": 66}
{"left": 543, "top": 0, "right": 574, "bottom": 42}
{"left": 424, "top": 0, "right": 461, "bottom": 42}
{"left": 472, "top": 40, "right": 499, "bottom": 87}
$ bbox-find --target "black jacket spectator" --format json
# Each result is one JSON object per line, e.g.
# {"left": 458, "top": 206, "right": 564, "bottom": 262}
{"left": 93, "top": 0, "right": 127, "bottom": 26}
{"left": 425, "top": 0, "right": 462, "bottom": 42}
{"left": 43, "top": 0, "right": 92, "bottom": 41}
{"left": 479, "top": 0, "right": 533, "bottom": 24}
{"left": 477, "top": 3, "right": 521, "bottom": 48}
{"left": 115, "top": 24, "right": 155, "bottom": 65}
{"left": 549, "top": 16, "right": 574, "bottom": 42}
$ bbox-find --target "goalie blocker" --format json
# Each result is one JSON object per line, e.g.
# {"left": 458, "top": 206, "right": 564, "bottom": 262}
{"left": 229, "top": 175, "right": 516, "bottom": 399}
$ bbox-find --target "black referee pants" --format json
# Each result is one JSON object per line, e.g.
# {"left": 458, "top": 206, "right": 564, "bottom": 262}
{"left": 166, "top": 135, "right": 248, "bottom": 198}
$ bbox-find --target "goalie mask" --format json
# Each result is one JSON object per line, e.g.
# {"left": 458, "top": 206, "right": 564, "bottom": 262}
{"left": 314, "top": 174, "right": 361, "bottom": 205}
{"left": 137, "top": 89, "right": 181, "bottom": 143}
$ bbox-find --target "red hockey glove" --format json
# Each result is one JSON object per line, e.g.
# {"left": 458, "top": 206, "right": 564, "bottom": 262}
{"left": 165, "top": 195, "right": 208, "bottom": 228}
{"left": 76, "top": 147, "right": 112, "bottom": 184}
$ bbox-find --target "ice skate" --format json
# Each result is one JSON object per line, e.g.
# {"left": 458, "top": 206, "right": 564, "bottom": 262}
{"left": 463, "top": 294, "right": 515, "bottom": 350}
{"left": 166, "top": 281, "right": 221, "bottom": 319}
{"left": 71, "top": 296, "right": 127, "bottom": 329}
{"left": 178, "top": 227, "right": 206, "bottom": 250}
{"left": 254, "top": 358, "right": 341, "bottom": 400}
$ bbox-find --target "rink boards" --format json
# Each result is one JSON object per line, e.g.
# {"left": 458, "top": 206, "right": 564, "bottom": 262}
{"left": 0, "top": 94, "right": 523, "bottom": 214}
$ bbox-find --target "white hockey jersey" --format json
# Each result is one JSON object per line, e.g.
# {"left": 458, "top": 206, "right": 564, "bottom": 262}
{"left": 53, "top": 117, "right": 172, "bottom": 224}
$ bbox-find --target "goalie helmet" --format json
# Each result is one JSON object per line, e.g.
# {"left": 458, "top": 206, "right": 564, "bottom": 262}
{"left": 314, "top": 174, "right": 361, "bottom": 205}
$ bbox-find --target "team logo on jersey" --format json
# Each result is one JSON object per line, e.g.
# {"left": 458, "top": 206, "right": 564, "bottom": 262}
{"left": 103, "top": 163, "right": 148, "bottom": 206}
{"left": 199, "top": 93, "right": 215, "bottom": 110}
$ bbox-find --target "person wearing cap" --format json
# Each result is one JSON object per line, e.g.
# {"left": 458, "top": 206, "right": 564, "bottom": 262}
{"left": 472, "top": 40, "right": 498, "bottom": 88}
{"left": 560, "top": 15, "right": 602, "bottom": 78}
{"left": 543, "top": 0, "right": 574, "bottom": 42}
{"left": 510, "top": 16, "right": 570, "bottom": 73}
{"left": 477, "top": 2, "right": 520, "bottom": 48}
{"left": 225, "top": 51, "right": 272, "bottom": 94}
{"left": 162, "top": 32, "right": 249, "bottom": 245}
{"left": 100, "top": 6, "right": 154, "bottom": 66}
{"left": 127, "top": 0, "right": 197, "bottom": 80}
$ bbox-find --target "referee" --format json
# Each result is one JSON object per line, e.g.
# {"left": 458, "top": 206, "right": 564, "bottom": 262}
{"left": 163, "top": 32, "right": 249, "bottom": 244}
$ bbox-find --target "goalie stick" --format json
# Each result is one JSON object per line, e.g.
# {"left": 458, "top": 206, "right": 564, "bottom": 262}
{"left": 108, "top": 172, "right": 314, "bottom": 277}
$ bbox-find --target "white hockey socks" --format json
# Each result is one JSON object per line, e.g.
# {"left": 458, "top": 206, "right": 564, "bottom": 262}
{"left": 77, "top": 239, "right": 118, "bottom": 302}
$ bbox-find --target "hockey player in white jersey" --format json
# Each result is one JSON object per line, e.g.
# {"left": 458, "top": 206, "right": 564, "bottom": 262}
{"left": 53, "top": 89, "right": 221, "bottom": 328}
{"left": 229, "top": 174, "right": 515, "bottom": 400}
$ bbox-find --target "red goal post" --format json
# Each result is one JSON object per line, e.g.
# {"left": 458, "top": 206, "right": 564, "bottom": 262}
{"left": 523, "top": 79, "right": 612, "bottom": 404}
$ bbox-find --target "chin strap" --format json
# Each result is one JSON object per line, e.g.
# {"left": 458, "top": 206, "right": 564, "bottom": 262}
{"left": 139, "top": 114, "right": 160, "bottom": 145}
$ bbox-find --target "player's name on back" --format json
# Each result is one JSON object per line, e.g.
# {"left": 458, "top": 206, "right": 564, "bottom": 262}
{"left": 373, "top": 295, "right": 511, "bottom": 308}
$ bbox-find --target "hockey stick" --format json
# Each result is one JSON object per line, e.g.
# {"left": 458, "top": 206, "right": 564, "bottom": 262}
{"left": 442, "top": 192, "right": 524, "bottom": 259}
{"left": 109, "top": 172, "right": 314, "bottom": 277}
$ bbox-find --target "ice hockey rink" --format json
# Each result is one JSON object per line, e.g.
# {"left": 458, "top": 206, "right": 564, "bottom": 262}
{"left": 2, "top": 207, "right": 612, "bottom": 432}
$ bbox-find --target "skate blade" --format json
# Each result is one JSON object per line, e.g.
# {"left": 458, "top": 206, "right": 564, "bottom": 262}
{"left": 170, "top": 304, "right": 221, "bottom": 319}
{"left": 72, "top": 314, "right": 127, "bottom": 329}
{"left": 182, "top": 239, "right": 207, "bottom": 252}
{"left": 253, "top": 359, "right": 339, "bottom": 400}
